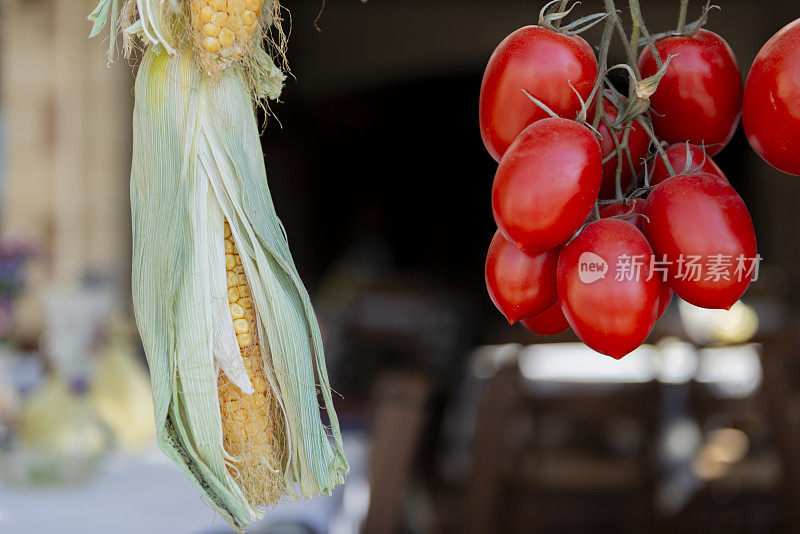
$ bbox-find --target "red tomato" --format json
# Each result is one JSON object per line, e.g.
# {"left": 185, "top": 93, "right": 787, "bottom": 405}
{"left": 493, "top": 118, "right": 602, "bottom": 251}
{"left": 650, "top": 143, "right": 726, "bottom": 186}
{"left": 643, "top": 173, "right": 757, "bottom": 310}
{"left": 485, "top": 230, "right": 559, "bottom": 324}
{"left": 557, "top": 219, "right": 660, "bottom": 359}
{"left": 592, "top": 99, "right": 651, "bottom": 198}
{"left": 638, "top": 30, "right": 742, "bottom": 156}
{"left": 598, "top": 198, "right": 646, "bottom": 232}
{"left": 521, "top": 301, "right": 570, "bottom": 335}
{"left": 479, "top": 26, "right": 598, "bottom": 162}
{"left": 743, "top": 19, "right": 800, "bottom": 175}
{"left": 657, "top": 285, "right": 674, "bottom": 319}
{"left": 599, "top": 198, "right": 673, "bottom": 318}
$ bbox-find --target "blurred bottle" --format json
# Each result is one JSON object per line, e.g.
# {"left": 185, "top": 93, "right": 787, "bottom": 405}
{"left": 0, "top": 375, "right": 107, "bottom": 486}
{"left": 88, "top": 313, "right": 156, "bottom": 452}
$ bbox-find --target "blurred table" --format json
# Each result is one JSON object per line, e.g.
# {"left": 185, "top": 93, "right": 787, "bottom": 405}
{"left": 0, "top": 434, "right": 367, "bottom": 534}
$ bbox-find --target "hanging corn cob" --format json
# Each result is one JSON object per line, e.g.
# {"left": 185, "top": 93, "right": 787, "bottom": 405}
{"left": 88, "top": 1, "right": 348, "bottom": 530}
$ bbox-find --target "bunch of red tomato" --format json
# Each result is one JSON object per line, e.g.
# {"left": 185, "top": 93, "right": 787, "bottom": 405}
{"left": 481, "top": 12, "right": 779, "bottom": 359}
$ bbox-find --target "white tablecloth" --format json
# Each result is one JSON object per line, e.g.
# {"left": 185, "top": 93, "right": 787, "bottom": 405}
{"left": 0, "top": 434, "right": 367, "bottom": 534}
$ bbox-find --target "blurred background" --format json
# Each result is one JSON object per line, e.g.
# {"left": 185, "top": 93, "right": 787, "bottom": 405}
{"left": 0, "top": 0, "right": 799, "bottom": 532}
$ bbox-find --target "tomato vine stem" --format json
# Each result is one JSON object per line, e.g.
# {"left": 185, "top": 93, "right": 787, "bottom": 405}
{"left": 604, "top": 3, "right": 640, "bottom": 76}
{"left": 585, "top": 0, "right": 685, "bottom": 206}
{"left": 595, "top": 0, "right": 644, "bottom": 202}
{"left": 622, "top": 125, "right": 638, "bottom": 177}
{"left": 630, "top": 0, "right": 663, "bottom": 69}
{"left": 636, "top": 117, "right": 676, "bottom": 176}
{"left": 553, "top": 0, "right": 574, "bottom": 29}
{"left": 677, "top": 0, "right": 689, "bottom": 33}
{"left": 554, "top": 0, "right": 569, "bottom": 28}
{"left": 589, "top": 11, "right": 615, "bottom": 130}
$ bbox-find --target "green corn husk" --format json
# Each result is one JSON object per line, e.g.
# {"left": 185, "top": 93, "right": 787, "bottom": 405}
{"left": 89, "top": 1, "right": 348, "bottom": 530}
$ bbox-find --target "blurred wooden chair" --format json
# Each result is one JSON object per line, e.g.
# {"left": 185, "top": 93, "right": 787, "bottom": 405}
{"left": 461, "top": 355, "right": 659, "bottom": 534}
{"left": 677, "top": 329, "right": 800, "bottom": 533}
{"left": 362, "top": 371, "right": 431, "bottom": 534}
{"left": 760, "top": 326, "right": 800, "bottom": 532}
{"left": 460, "top": 363, "right": 525, "bottom": 534}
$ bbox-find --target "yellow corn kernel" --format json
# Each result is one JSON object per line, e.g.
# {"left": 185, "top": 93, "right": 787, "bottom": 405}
{"left": 204, "top": 37, "right": 221, "bottom": 53}
{"left": 220, "top": 390, "right": 238, "bottom": 405}
{"left": 210, "top": 12, "right": 229, "bottom": 27}
{"left": 217, "top": 217, "right": 283, "bottom": 507}
{"left": 201, "top": 5, "right": 215, "bottom": 22}
{"left": 203, "top": 23, "right": 220, "bottom": 37}
{"left": 228, "top": 287, "right": 240, "bottom": 303}
{"left": 190, "top": 0, "right": 265, "bottom": 73}
{"left": 252, "top": 375, "right": 267, "bottom": 394}
{"left": 230, "top": 302, "right": 245, "bottom": 319}
{"left": 233, "top": 318, "right": 249, "bottom": 334}
{"left": 225, "top": 272, "right": 236, "bottom": 287}
{"left": 237, "top": 332, "right": 251, "bottom": 347}
{"left": 218, "top": 27, "right": 235, "bottom": 48}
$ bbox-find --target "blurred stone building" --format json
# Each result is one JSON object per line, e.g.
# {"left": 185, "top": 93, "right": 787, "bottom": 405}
{"left": 0, "top": 0, "right": 132, "bottom": 340}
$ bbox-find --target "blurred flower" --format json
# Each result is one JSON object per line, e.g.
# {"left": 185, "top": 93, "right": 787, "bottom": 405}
{"left": 0, "top": 240, "right": 36, "bottom": 341}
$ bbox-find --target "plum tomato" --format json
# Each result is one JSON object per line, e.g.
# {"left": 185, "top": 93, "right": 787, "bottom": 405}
{"left": 643, "top": 173, "right": 757, "bottom": 309}
{"left": 557, "top": 219, "right": 660, "bottom": 359}
{"left": 485, "top": 230, "right": 559, "bottom": 324}
{"left": 598, "top": 198, "right": 646, "bottom": 232}
{"left": 743, "top": 18, "right": 800, "bottom": 175}
{"left": 492, "top": 118, "right": 602, "bottom": 251}
{"left": 479, "top": 25, "right": 598, "bottom": 162}
{"left": 521, "top": 300, "right": 570, "bottom": 336}
{"left": 599, "top": 198, "right": 673, "bottom": 317}
{"left": 592, "top": 99, "right": 651, "bottom": 198}
{"left": 650, "top": 143, "right": 726, "bottom": 186}
{"left": 657, "top": 285, "right": 674, "bottom": 319}
{"left": 638, "top": 30, "right": 742, "bottom": 156}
